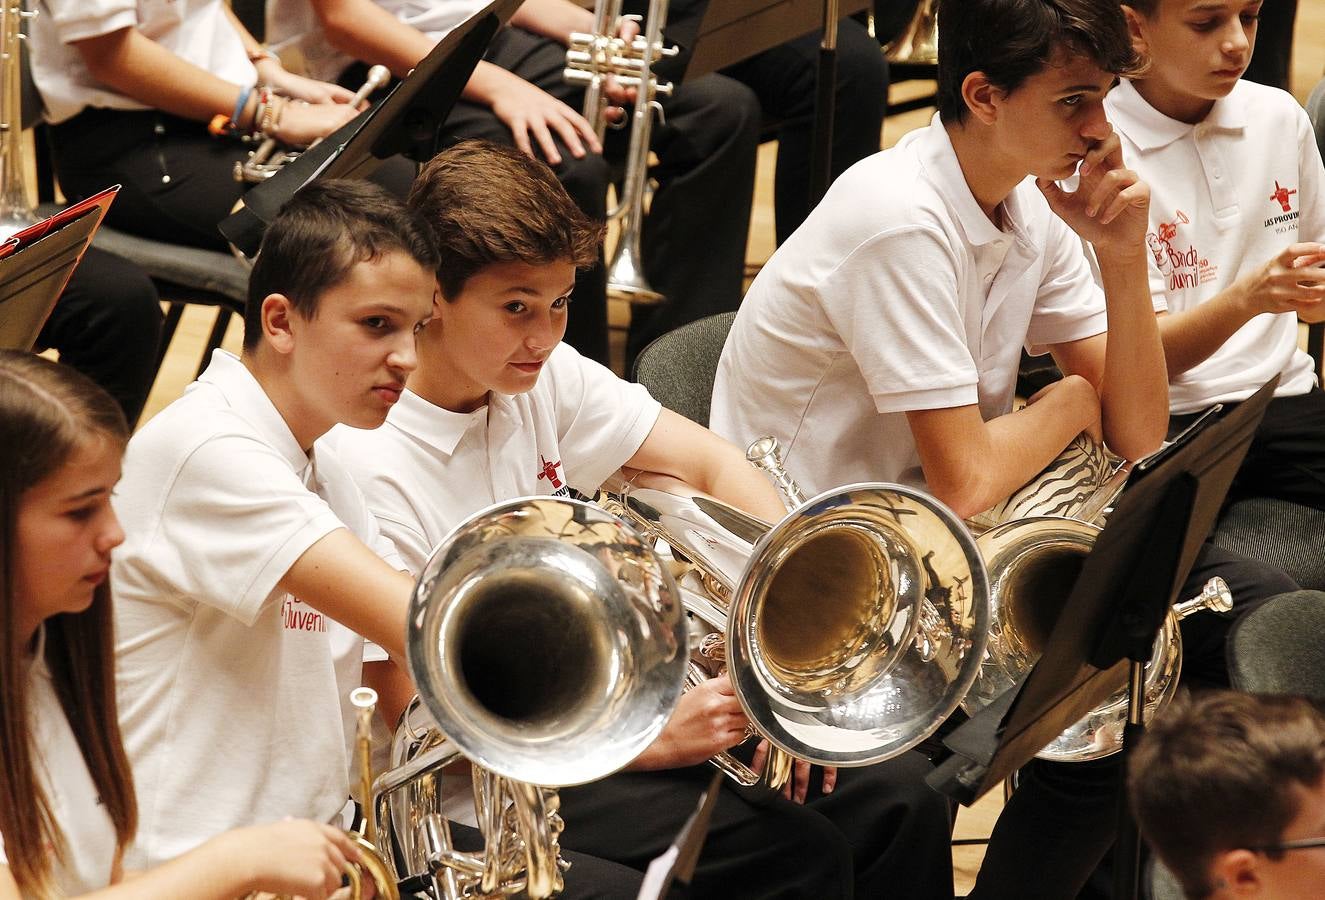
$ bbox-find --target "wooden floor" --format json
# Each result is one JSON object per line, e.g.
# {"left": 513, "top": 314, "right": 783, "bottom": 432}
{"left": 134, "top": 7, "right": 1325, "bottom": 892}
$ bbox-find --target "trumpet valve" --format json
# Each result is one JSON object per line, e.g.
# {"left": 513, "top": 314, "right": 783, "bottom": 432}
{"left": 698, "top": 632, "right": 727, "bottom": 662}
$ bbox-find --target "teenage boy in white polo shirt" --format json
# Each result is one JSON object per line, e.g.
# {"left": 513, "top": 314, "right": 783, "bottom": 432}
{"left": 708, "top": 1, "right": 1304, "bottom": 897}
{"left": 330, "top": 139, "right": 960, "bottom": 899}
{"left": 107, "top": 180, "right": 436, "bottom": 869}
{"left": 1110, "top": 0, "right": 1325, "bottom": 511}
{"left": 108, "top": 180, "right": 649, "bottom": 898}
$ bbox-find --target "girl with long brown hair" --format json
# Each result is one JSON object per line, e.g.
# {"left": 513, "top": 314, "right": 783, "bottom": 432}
{"left": 0, "top": 350, "right": 358, "bottom": 899}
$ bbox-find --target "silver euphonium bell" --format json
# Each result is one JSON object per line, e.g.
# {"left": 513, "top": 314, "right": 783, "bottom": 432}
{"left": 0, "top": 0, "right": 37, "bottom": 241}
{"left": 605, "top": 436, "right": 990, "bottom": 782}
{"left": 371, "top": 497, "right": 688, "bottom": 900}
{"left": 564, "top": 0, "right": 676, "bottom": 306}
{"left": 960, "top": 433, "right": 1235, "bottom": 762}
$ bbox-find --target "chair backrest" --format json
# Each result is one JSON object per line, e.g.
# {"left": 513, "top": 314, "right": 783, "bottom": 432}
{"left": 631, "top": 311, "right": 736, "bottom": 428}
{"left": 1226, "top": 590, "right": 1325, "bottom": 696}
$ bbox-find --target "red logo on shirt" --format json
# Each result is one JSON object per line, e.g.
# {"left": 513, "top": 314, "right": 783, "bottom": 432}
{"left": 1270, "top": 180, "right": 1297, "bottom": 213}
{"left": 1146, "top": 209, "right": 1216, "bottom": 291}
{"left": 537, "top": 455, "right": 564, "bottom": 490}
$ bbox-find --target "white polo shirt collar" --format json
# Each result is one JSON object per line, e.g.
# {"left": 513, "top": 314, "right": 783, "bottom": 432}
{"left": 1108, "top": 79, "right": 1247, "bottom": 152}
{"left": 387, "top": 388, "right": 495, "bottom": 457}
{"left": 195, "top": 350, "right": 310, "bottom": 473}
{"left": 917, "top": 117, "right": 1016, "bottom": 249}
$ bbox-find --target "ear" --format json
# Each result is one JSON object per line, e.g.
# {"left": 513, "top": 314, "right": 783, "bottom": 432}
{"left": 261, "top": 293, "right": 297, "bottom": 355}
{"left": 1210, "top": 848, "right": 1265, "bottom": 896}
{"left": 961, "top": 71, "right": 1003, "bottom": 126}
{"left": 1120, "top": 5, "right": 1150, "bottom": 58}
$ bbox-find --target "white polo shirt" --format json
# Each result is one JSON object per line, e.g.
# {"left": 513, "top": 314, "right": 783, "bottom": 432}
{"left": 110, "top": 350, "right": 400, "bottom": 869}
{"left": 30, "top": 0, "right": 256, "bottom": 124}
{"left": 327, "top": 341, "right": 660, "bottom": 573}
{"left": 0, "top": 629, "right": 119, "bottom": 893}
{"left": 1105, "top": 78, "right": 1323, "bottom": 414}
{"left": 266, "top": 0, "right": 487, "bottom": 85}
{"left": 710, "top": 116, "right": 1110, "bottom": 495}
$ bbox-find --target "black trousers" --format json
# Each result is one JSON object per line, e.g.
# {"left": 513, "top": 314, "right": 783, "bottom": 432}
{"left": 1168, "top": 388, "right": 1325, "bottom": 513}
{"left": 719, "top": 18, "right": 888, "bottom": 245}
{"left": 49, "top": 108, "right": 418, "bottom": 254}
{"left": 558, "top": 750, "right": 955, "bottom": 899}
{"left": 428, "top": 26, "right": 762, "bottom": 366}
{"left": 38, "top": 247, "right": 163, "bottom": 427}
{"left": 967, "top": 543, "right": 1299, "bottom": 899}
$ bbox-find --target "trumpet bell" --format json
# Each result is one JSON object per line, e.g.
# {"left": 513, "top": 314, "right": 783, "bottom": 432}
{"left": 728, "top": 484, "right": 990, "bottom": 766}
{"left": 407, "top": 497, "right": 688, "bottom": 788}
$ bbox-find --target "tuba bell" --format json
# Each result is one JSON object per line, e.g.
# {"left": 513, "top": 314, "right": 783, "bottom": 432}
{"left": 370, "top": 497, "right": 688, "bottom": 899}
{"left": 606, "top": 436, "right": 990, "bottom": 781}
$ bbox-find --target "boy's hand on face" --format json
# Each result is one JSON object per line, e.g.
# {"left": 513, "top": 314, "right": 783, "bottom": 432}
{"left": 1037, "top": 129, "right": 1150, "bottom": 259}
{"left": 1238, "top": 242, "right": 1325, "bottom": 323}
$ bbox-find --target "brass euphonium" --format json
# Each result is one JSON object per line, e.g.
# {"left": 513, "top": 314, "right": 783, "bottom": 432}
{"left": 370, "top": 497, "right": 688, "bottom": 900}
{"left": 960, "top": 434, "right": 1234, "bottom": 762}
{"left": 605, "top": 436, "right": 990, "bottom": 784}
{"left": 564, "top": 0, "right": 677, "bottom": 306}
{"left": 0, "top": 0, "right": 37, "bottom": 240}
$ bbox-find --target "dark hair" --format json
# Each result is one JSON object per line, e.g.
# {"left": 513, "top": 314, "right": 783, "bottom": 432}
{"left": 1129, "top": 691, "right": 1325, "bottom": 899}
{"left": 0, "top": 351, "right": 137, "bottom": 896}
{"left": 937, "top": 0, "right": 1142, "bottom": 123}
{"left": 1123, "top": 0, "right": 1159, "bottom": 16}
{"left": 408, "top": 140, "right": 603, "bottom": 299}
{"left": 243, "top": 179, "right": 440, "bottom": 350}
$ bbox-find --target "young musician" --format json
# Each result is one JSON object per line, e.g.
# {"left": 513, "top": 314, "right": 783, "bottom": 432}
{"left": 1110, "top": 0, "right": 1325, "bottom": 512}
{"left": 0, "top": 351, "right": 361, "bottom": 900}
{"left": 707, "top": 1, "right": 1299, "bottom": 896}
{"left": 1129, "top": 690, "right": 1325, "bottom": 900}
{"left": 265, "top": 0, "right": 762, "bottom": 364}
{"left": 328, "top": 139, "right": 958, "bottom": 898}
{"left": 104, "top": 180, "right": 646, "bottom": 897}
{"left": 27, "top": 0, "right": 410, "bottom": 252}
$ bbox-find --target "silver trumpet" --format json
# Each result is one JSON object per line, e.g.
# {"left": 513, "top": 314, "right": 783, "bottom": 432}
{"left": 371, "top": 497, "right": 688, "bottom": 899}
{"left": 564, "top": 0, "right": 677, "bottom": 306}
{"left": 234, "top": 65, "right": 390, "bottom": 184}
{"left": 604, "top": 436, "right": 990, "bottom": 786}
{"left": 0, "top": 0, "right": 37, "bottom": 241}
{"left": 960, "top": 434, "right": 1235, "bottom": 762}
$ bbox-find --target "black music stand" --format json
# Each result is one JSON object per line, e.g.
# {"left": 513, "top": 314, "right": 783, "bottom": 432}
{"left": 926, "top": 377, "right": 1279, "bottom": 900}
{"left": 219, "top": 0, "right": 521, "bottom": 257}
{"left": 651, "top": 0, "right": 870, "bottom": 207}
{"left": 0, "top": 187, "right": 117, "bottom": 351}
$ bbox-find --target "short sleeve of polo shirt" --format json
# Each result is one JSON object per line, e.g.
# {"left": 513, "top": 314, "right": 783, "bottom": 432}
{"left": 544, "top": 344, "right": 662, "bottom": 491}
{"left": 819, "top": 226, "right": 979, "bottom": 414}
{"left": 1025, "top": 217, "right": 1111, "bottom": 351}
{"left": 125, "top": 431, "right": 346, "bottom": 626}
{"left": 42, "top": 0, "right": 139, "bottom": 42}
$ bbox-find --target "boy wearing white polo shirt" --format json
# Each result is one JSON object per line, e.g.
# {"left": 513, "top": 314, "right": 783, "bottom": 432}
{"left": 1112, "top": 0, "right": 1325, "bottom": 509}
{"left": 330, "top": 139, "right": 961, "bottom": 898}
{"left": 108, "top": 180, "right": 437, "bottom": 868}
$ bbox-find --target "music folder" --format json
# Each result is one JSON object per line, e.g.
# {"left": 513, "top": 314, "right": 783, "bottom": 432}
{"left": 927, "top": 377, "right": 1279, "bottom": 805}
{"left": 0, "top": 187, "right": 118, "bottom": 352}
{"left": 220, "top": 0, "right": 522, "bottom": 257}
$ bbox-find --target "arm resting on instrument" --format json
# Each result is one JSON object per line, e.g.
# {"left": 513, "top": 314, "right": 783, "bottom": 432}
{"left": 624, "top": 409, "right": 788, "bottom": 524}
{"left": 278, "top": 527, "right": 413, "bottom": 662}
{"left": 0, "top": 822, "right": 358, "bottom": 900}
{"left": 907, "top": 381, "right": 1100, "bottom": 521}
